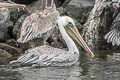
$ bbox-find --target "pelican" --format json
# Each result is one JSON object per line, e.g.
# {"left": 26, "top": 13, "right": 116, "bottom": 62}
{"left": 104, "top": 15, "right": 120, "bottom": 46}
{"left": 104, "top": 1, "right": 120, "bottom": 46}
{"left": 10, "top": 16, "right": 94, "bottom": 67}
{"left": 17, "top": 0, "right": 59, "bottom": 43}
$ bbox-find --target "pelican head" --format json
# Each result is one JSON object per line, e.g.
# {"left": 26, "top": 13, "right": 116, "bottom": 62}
{"left": 58, "top": 16, "right": 94, "bottom": 57}
{"left": 0, "top": 2, "right": 26, "bottom": 8}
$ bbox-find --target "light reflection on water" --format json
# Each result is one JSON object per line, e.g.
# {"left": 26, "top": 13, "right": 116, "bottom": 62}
{"left": 0, "top": 50, "right": 120, "bottom": 80}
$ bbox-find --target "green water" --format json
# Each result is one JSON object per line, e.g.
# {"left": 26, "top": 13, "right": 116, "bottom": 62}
{"left": 0, "top": 50, "right": 120, "bottom": 80}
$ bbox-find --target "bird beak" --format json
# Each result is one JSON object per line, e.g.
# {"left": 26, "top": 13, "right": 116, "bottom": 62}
{"left": 0, "top": 2, "right": 26, "bottom": 8}
{"left": 65, "top": 26, "right": 94, "bottom": 57}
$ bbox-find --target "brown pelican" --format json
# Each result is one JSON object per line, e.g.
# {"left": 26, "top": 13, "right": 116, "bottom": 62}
{"left": 17, "top": 0, "right": 59, "bottom": 43}
{"left": 104, "top": 1, "right": 120, "bottom": 46}
{"left": 10, "top": 16, "right": 94, "bottom": 67}
{"left": 94, "top": 0, "right": 120, "bottom": 46}
{"left": 105, "top": 14, "right": 120, "bottom": 46}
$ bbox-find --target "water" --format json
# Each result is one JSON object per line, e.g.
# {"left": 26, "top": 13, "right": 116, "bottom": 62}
{"left": 1, "top": 0, "right": 120, "bottom": 80}
{"left": 0, "top": 50, "right": 120, "bottom": 80}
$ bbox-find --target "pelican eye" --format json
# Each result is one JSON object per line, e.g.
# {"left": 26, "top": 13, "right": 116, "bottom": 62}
{"left": 66, "top": 22, "right": 74, "bottom": 27}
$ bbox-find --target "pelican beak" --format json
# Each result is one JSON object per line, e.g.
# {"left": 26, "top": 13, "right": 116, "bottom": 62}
{"left": 65, "top": 25, "right": 94, "bottom": 57}
{"left": 0, "top": 2, "right": 26, "bottom": 8}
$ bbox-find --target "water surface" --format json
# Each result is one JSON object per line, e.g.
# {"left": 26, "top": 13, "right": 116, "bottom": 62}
{"left": 0, "top": 50, "right": 120, "bottom": 80}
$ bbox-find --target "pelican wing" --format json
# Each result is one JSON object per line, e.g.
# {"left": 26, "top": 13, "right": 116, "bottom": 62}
{"left": 105, "top": 13, "right": 120, "bottom": 46}
{"left": 18, "top": 10, "right": 59, "bottom": 43}
{"left": 10, "top": 45, "right": 78, "bottom": 67}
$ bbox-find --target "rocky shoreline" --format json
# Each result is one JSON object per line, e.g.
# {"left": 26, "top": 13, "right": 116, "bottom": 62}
{"left": 1, "top": 0, "right": 119, "bottom": 60}
{"left": 0, "top": 0, "right": 95, "bottom": 60}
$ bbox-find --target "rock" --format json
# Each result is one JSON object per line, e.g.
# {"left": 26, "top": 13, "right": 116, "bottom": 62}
{"left": 25, "top": 0, "right": 43, "bottom": 13}
{"left": 57, "top": 7, "right": 65, "bottom": 15}
{"left": 9, "top": 7, "right": 28, "bottom": 24}
{"left": 6, "top": 39, "right": 19, "bottom": 47}
{"left": 13, "top": 14, "right": 29, "bottom": 39}
{"left": 6, "top": 39, "right": 44, "bottom": 51}
{"left": 0, "top": 7, "right": 28, "bottom": 42}
{"left": 48, "top": 27, "right": 67, "bottom": 49}
{"left": 0, "top": 43, "right": 24, "bottom": 56}
{"left": 51, "top": 41, "right": 65, "bottom": 49}
{"left": 54, "top": 0, "right": 65, "bottom": 7}
{"left": 62, "top": 0, "right": 71, "bottom": 8}
{"left": 7, "top": 39, "right": 32, "bottom": 51}
{"left": 0, "top": 49, "right": 12, "bottom": 60}
{"left": 73, "top": 18, "right": 83, "bottom": 31}
{"left": 65, "top": 0, "right": 94, "bottom": 24}
{"left": 82, "top": 0, "right": 103, "bottom": 50}
{"left": 0, "top": 0, "right": 4, "bottom": 2}
{"left": 0, "top": 8, "right": 12, "bottom": 42}
{"left": 11, "top": 0, "right": 39, "bottom": 4}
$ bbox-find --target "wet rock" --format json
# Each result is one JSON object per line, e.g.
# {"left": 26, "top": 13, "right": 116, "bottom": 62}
{"left": 54, "top": 0, "right": 64, "bottom": 7}
{"left": 6, "top": 39, "right": 19, "bottom": 48}
{"left": 48, "top": 28, "right": 65, "bottom": 49}
{"left": 65, "top": 0, "right": 94, "bottom": 24}
{"left": 48, "top": 27, "right": 67, "bottom": 49}
{"left": 57, "top": 7, "right": 65, "bottom": 15}
{"left": 0, "top": 7, "right": 28, "bottom": 42}
{"left": 6, "top": 39, "right": 32, "bottom": 51}
{"left": 0, "top": 0, "right": 4, "bottom": 2}
{"left": 0, "top": 49, "right": 12, "bottom": 59}
{"left": 6, "top": 38, "right": 44, "bottom": 51}
{"left": 0, "top": 8, "right": 12, "bottom": 42}
{"left": 7, "top": 39, "right": 32, "bottom": 51}
{"left": 51, "top": 41, "right": 64, "bottom": 49}
{"left": 0, "top": 43, "right": 24, "bottom": 56}
{"left": 55, "top": 0, "right": 70, "bottom": 8}
{"left": 25, "top": 0, "right": 43, "bottom": 13}
{"left": 73, "top": 18, "right": 83, "bottom": 31}
{"left": 13, "top": 14, "right": 29, "bottom": 39}
{"left": 9, "top": 7, "right": 28, "bottom": 24}
{"left": 11, "top": 0, "right": 39, "bottom": 4}
{"left": 62, "top": 0, "right": 71, "bottom": 8}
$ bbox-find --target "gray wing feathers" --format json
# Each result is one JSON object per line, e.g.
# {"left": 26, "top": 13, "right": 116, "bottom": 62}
{"left": 105, "top": 29, "right": 120, "bottom": 45}
{"left": 18, "top": 10, "right": 59, "bottom": 43}
{"left": 105, "top": 20, "right": 120, "bottom": 46}
{"left": 10, "top": 45, "right": 77, "bottom": 66}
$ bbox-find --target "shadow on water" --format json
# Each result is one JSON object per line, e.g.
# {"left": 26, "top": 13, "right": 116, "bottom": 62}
{"left": 0, "top": 50, "right": 120, "bottom": 80}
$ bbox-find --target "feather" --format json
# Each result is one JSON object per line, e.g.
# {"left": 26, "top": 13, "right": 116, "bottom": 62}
{"left": 10, "top": 45, "right": 78, "bottom": 67}
{"left": 18, "top": 4, "right": 59, "bottom": 43}
{"left": 105, "top": 19, "right": 120, "bottom": 46}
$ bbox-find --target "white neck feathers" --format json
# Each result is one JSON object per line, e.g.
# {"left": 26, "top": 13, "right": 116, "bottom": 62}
{"left": 57, "top": 17, "right": 79, "bottom": 53}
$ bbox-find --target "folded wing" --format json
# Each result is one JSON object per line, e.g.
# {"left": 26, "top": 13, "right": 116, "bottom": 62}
{"left": 18, "top": 10, "right": 59, "bottom": 43}
{"left": 105, "top": 13, "right": 120, "bottom": 46}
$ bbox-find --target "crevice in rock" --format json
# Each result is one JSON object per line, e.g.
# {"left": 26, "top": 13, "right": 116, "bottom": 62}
{"left": 11, "top": 0, "right": 39, "bottom": 4}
